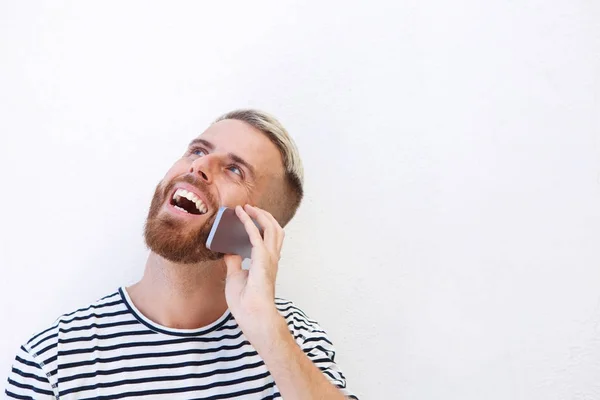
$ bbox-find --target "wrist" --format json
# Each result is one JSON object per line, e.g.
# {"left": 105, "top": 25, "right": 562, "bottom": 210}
{"left": 242, "top": 309, "right": 292, "bottom": 356}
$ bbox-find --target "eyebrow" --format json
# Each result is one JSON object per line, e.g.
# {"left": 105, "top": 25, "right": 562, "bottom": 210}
{"left": 188, "top": 138, "right": 256, "bottom": 178}
{"left": 189, "top": 138, "right": 214, "bottom": 151}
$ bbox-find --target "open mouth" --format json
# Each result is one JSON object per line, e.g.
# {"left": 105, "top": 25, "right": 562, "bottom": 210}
{"left": 169, "top": 188, "right": 208, "bottom": 215}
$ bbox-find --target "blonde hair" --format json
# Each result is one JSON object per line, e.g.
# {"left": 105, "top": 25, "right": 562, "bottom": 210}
{"left": 214, "top": 109, "right": 304, "bottom": 226}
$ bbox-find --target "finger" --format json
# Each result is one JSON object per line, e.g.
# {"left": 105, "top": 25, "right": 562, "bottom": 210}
{"left": 244, "top": 205, "right": 278, "bottom": 253}
{"left": 264, "top": 210, "right": 285, "bottom": 252}
{"left": 234, "top": 205, "right": 265, "bottom": 248}
{"left": 223, "top": 254, "right": 244, "bottom": 278}
{"left": 250, "top": 206, "right": 284, "bottom": 253}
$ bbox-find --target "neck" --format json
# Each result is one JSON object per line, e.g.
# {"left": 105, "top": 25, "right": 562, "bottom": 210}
{"left": 126, "top": 252, "right": 229, "bottom": 330}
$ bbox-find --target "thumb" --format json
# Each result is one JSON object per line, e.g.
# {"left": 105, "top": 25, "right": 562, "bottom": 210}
{"left": 223, "top": 254, "right": 244, "bottom": 278}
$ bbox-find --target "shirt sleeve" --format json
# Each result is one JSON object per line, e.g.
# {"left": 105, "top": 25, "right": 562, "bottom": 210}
{"left": 5, "top": 345, "right": 57, "bottom": 399}
{"left": 276, "top": 298, "right": 359, "bottom": 399}
{"left": 299, "top": 323, "right": 359, "bottom": 399}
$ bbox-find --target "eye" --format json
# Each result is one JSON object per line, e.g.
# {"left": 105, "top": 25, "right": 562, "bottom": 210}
{"left": 227, "top": 165, "right": 243, "bottom": 177}
{"left": 191, "top": 148, "right": 207, "bottom": 157}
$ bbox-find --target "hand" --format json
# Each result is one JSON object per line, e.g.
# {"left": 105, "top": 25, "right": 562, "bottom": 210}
{"left": 223, "top": 204, "right": 286, "bottom": 342}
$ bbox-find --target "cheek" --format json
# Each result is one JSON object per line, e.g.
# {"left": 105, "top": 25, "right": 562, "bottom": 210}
{"left": 163, "top": 159, "right": 189, "bottom": 181}
{"left": 217, "top": 184, "right": 251, "bottom": 208}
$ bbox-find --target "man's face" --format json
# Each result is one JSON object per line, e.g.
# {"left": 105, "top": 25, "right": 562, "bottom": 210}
{"left": 144, "top": 119, "right": 285, "bottom": 264}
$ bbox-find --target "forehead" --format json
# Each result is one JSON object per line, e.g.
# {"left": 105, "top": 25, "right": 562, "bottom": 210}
{"left": 197, "top": 119, "right": 284, "bottom": 178}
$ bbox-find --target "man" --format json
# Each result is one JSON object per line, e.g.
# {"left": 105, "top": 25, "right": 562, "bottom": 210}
{"left": 5, "top": 110, "right": 357, "bottom": 399}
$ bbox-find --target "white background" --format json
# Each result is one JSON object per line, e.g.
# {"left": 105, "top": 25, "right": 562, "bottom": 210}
{"left": 1, "top": 1, "right": 599, "bottom": 399}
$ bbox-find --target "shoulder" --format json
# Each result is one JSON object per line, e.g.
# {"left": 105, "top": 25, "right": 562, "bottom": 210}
{"left": 274, "top": 297, "right": 330, "bottom": 343}
{"left": 22, "top": 290, "right": 125, "bottom": 372}
{"left": 274, "top": 297, "right": 319, "bottom": 326}
{"left": 7, "top": 290, "right": 128, "bottom": 397}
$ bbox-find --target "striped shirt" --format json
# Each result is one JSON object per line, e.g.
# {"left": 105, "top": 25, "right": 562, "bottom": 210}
{"left": 5, "top": 288, "right": 357, "bottom": 399}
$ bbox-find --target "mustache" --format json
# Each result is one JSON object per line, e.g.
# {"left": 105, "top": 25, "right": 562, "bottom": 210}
{"left": 162, "top": 174, "right": 218, "bottom": 210}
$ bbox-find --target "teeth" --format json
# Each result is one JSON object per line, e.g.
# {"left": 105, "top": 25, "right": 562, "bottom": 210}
{"left": 173, "top": 188, "right": 207, "bottom": 214}
{"left": 185, "top": 192, "right": 199, "bottom": 202}
{"left": 174, "top": 205, "right": 188, "bottom": 213}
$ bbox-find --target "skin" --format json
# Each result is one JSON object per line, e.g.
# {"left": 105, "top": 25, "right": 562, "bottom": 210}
{"left": 127, "top": 119, "right": 347, "bottom": 399}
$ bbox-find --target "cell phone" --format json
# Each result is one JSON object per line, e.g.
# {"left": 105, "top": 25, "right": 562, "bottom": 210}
{"left": 206, "top": 206, "right": 261, "bottom": 260}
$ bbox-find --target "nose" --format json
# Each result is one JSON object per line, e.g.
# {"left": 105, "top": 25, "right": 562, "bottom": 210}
{"left": 189, "top": 154, "right": 216, "bottom": 184}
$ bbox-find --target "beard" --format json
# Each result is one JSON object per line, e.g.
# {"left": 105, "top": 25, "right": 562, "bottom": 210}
{"left": 144, "top": 174, "right": 223, "bottom": 264}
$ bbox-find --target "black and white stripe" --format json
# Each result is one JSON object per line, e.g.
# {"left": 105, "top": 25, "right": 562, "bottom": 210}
{"left": 5, "top": 288, "right": 357, "bottom": 399}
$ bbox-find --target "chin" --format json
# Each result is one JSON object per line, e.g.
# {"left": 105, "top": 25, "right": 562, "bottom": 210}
{"left": 144, "top": 211, "right": 222, "bottom": 264}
